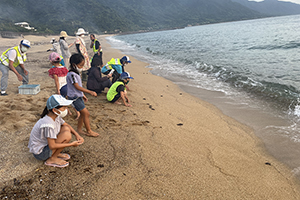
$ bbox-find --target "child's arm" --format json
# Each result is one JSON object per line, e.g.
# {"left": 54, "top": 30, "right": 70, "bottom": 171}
{"left": 73, "top": 82, "right": 97, "bottom": 97}
{"left": 47, "top": 138, "right": 82, "bottom": 149}
{"left": 63, "top": 122, "right": 84, "bottom": 143}
{"left": 53, "top": 75, "right": 60, "bottom": 94}
{"left": 120, "top": 91, "right": 132, "bottom": 107}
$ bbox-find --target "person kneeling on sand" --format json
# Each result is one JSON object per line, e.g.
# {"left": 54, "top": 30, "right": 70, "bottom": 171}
{"left": 107, "top": 72, "right": 133, "bottom": 107}
{"left": 28, "top": 95, "right": 84, "bottom": 168}
{"left": 87, "top": 53, "right": 112, "bottom": 94}
{"left": 101, "top": 56, "right": 131, "bottom": 83}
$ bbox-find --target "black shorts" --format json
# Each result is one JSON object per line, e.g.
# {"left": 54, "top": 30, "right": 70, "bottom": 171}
{"left": 110, "top": 93, "right": 121, "bottom": 103}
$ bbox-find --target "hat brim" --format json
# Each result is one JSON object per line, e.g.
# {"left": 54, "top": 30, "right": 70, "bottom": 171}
{"left": 22, "top": 43, "right": 30, "bottom": 48}
{"left": 59, "top": 99, "right": 74, "bottom": 106}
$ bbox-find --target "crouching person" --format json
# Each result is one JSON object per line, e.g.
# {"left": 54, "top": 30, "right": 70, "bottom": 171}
{"left": 107, "top": 72, "right": 133, "bottom": 107}
{"left": 28, "top": 95, "right": 84, "bottom": 168}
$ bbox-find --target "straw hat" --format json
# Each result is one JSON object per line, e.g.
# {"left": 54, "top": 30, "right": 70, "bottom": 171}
{"left": 76, "top": 28, "right": 87, "bottom": 36}
{"left": 60, "top": 31, "right": 68, "bottom": 37}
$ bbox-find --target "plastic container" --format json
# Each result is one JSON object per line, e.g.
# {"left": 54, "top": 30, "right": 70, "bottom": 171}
{"left": 18, "top": 84, "right": 40, "bottom": 95}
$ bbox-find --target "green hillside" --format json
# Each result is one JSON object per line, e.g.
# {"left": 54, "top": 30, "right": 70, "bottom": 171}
{"left": 0, "top": 0, "right": 265, "bottom": 34}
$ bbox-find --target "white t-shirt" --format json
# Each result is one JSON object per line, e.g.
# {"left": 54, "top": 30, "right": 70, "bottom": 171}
{"left": 6, "top": 46, "right": 25, "bottom": 64}
{"left": 28, "top": 115, "right": 65, "bottom": 154}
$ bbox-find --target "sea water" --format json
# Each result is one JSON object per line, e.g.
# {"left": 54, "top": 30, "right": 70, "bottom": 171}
{"left": 107, "top": 15, "right": 300, "bottom": 177}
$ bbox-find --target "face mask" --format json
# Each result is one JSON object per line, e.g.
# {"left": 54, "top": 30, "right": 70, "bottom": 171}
{"left": 21, "top": 46, "right": 29, "bottom": 53}
{"left": 80, "top": 35, "right": 85, "bottom": 38}
{"left": 54, "top": 108, "right": 68, "bottom": 118}
{"left": 75, "top": 64, "right": 83, "bottom": 72}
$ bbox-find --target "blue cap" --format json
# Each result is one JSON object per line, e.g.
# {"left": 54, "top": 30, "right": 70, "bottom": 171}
{"left": 120, "top": 72, "right": 133, "bottom": 80}
{"left": 46, "top": 95, "right": 73, "bottom": 110}
{"left": 121, "top": 56, "right": 131, "bottom": 63}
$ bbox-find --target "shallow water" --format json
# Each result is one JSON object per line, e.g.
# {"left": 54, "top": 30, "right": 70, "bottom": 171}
{"left": 107, "top": 15, "right": 300, "bottom": 177}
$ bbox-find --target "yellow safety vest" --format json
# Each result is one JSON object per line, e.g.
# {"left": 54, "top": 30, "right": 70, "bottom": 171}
{"left": 0, "top": 46, "right": 27, "bottom": 67}
{"left": 107, "top": 81, "right": 124, "bottom": 101}
{"left": 93, "top": 39, "right": 102, "bottom": 54}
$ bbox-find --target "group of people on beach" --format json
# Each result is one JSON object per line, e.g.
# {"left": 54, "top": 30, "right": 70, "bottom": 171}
{"left": 0, "top": 28, "right": 134, "bottom": 168}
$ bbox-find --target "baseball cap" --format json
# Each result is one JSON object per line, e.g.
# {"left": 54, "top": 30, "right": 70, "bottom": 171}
{"left": 46, "top": 95, "right": 73, "bottom": 110}
{"left": 121, "top": 56, "right": 131, "bottom": 63}
{"left": 49, "top": 52, "right": 61, "bottom": 62}
{"left": 120, "top": 72, "right": 133, "bottom": 80}
{"left": 20, "top": 40, "right": 31, "bottom": 48}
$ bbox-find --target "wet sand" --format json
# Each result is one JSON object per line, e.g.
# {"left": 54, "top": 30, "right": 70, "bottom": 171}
{"left": 0, "top": 34, "right": 300, "bottom": 199}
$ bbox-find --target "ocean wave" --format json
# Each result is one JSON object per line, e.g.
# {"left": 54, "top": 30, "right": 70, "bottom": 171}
{"left": 194, "top": 62, "right": 300, "bottom": 111}
{"left": 248, "top": 41, "right": 300, "bottom": 50}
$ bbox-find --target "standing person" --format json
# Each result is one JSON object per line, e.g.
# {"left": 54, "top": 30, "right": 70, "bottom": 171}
{"left": 48, "top": 52, "right": 80, "bottom": 120}
{"left": 75, "top": 28, "right": 90, "bottom": 81}
{"left": 89, "top": 34, "right": 103, "bottom": 67}
{"left": 48, "top": 52, "right": 68, "bottom": 96}
{"left": 59, "top": 31, "right": 72, "bottom": 66}
{"left": 47, "top": 38, "right": 62, "bottom": 56}
{"left": 0, "top": 40, "right": 30, "bottom": 96}
{"left": 101, "top": 56, "right": 131, "bottom": 83}
{"left": 87, "top": 55, "right": 112, "bottom": 94}
{"left": 106, "top": 72, "right": 133, "bottom": 107}
{"left": 66, "top": 53, "right": 99, "bottom": 137}
{"left": 90, "top": 34, "right": 102, "bottom": 55}
{"left": 28, "top": 94, "right": 84, "bottom": 168}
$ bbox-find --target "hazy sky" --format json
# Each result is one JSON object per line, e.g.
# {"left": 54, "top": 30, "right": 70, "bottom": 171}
{"left": 249, "top": 0, "right": 300, "bottom": 4}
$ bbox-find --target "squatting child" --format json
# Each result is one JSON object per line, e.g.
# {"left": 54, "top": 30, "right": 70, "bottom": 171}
{"left": 28, "top": 95, "right": 84, "bottom": 168}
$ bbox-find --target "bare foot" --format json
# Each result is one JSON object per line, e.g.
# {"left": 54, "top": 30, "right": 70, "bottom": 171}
{"left": 77, "top": 129, "right": 89, "bottom": 135}
{"left": 114, "top": 101, "right": 122, "bottom": 105}
{"left": 45, "top": 157, "right": 68, "bottom": 166}
{"left": 77, "top": 129, "right": 99, "bottom": 137}
{"left": 58, "top": 153, "right": 70, "bottom": 160}
{"left": 86, "top": 130, "right": 100, "bottom": 137}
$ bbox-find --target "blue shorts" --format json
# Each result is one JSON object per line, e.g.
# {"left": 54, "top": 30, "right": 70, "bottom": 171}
{"left": 70, "top": 97, "right": 85, "bottom": 111}
{"left": 60, "top": 85, "right": 68, "bottom": 98}
{"left": 33, "top": 145, "right": 52, "bottom": 161}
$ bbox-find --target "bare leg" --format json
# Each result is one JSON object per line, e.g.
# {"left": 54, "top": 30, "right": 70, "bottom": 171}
{"left": 45, "top": 125, "right": 72, "bottom": 166}
{"left": 74, "top": 107, "right": 80, "bottom": 120}
{"left": 77, "top": 108, "right": 99, "bottom": 137}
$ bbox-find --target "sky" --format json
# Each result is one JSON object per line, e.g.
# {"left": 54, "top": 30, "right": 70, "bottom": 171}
{"left": 249, "top": 0, "right": 300, "bottom": 4}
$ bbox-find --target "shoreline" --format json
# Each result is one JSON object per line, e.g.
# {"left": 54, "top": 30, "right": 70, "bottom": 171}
{"left": 0, "top": 34, "right": 300, "bottom": 199}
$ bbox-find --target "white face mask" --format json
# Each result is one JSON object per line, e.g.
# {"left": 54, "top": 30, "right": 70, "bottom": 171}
{"left": 75, "top": 64, "right": 83, "bottom": 72}
{"left": 80, "top": 35, "right": 85, "bottom": 38}
{"left": 21, "top": 46, "right": 29, "bottom": 53}
{"left": 54, "top": 108, "right": 68, "bottom": 118}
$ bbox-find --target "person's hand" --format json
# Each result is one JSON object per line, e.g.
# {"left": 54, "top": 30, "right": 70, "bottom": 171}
{"left": 17, "top": 74, "right": 23, "bottom": 81}
{"left": 90, "top": 91, "right": 97, "bottom": 97}
{"left": 71, "top": 140, "right": 83, "bottom": 147}
{"left": 76, "top": 136, "right": 84, "bottom": 144}
{"left": 97, "top": 51, "right": 100, "bottom": 56}
{"left": 24, "top": 69, "right": 29, "bottom": 76}
{"left": 83, "top": 95, "right": 88, "bottom": 102}
{"left": 125, "top": 103, "right": 132, "bottom": 107}
{"left": 107, "top": 74, "right": 112, "bottom": 78}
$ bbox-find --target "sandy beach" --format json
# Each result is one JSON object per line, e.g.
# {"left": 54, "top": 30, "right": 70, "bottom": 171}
{"left": 0, "top": 34, "right": 300, "bottom": 199}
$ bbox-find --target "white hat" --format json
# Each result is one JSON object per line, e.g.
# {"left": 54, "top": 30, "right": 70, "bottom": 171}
{"left": 76, "top": 28, "right": 87, "bottom": 36}
{"left": 50, "top": 38, "right": 56, "bottom": 44}
{"left": 20, "top": 39, "right": 31, "bottom": 48}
